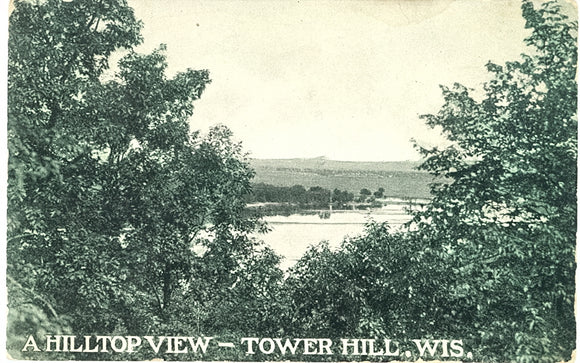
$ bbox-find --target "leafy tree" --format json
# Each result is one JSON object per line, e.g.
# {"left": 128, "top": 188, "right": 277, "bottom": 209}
{"left": 8, "top": 0, "right": 146, "bottom": 347}
{"left": 357, "top": 188, "right": 372, "bottom": 203}
{"left": 409, "top": 1, "right": 577, "bottom": 361}
{"left": 308, "top": 186, "right": 331, "bottom": 206}
{"left": 359, "top": 188, "right": 372, "bottom": 196}
{"left": 284, "top": 223, "right": 406, "bottom": 339}
{"left": 8, "top": 0, "right": 280, "bottom": 359}
{"left": 332, "top": 188, "right": 354, "bottom": 207}
{"left": 289, "top": 184, "right": 308, "bottom": 203}
{"left": 282, "top": 1, "right": 576, "bottom": 362}
{"left": 282, "top": 223, "right": 434, "bottom": 361}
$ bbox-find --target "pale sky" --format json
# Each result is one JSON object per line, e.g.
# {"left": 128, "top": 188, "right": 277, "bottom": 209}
{"left": 125, "top": 0, "right": 575, "bottom": 162}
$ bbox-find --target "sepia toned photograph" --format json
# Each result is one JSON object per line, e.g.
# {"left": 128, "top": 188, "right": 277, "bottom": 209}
{"left": 6, "top": 0, "right": 577, "bottom": 361}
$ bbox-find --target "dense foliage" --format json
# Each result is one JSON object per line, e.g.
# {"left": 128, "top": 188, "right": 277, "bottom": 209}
{"left": 8, "top": 0, "right": 282, "bottom": 360}
{"left": 282, "top": 1, "right": 577, "bottom": 362}
{"left": 245, "top": 183, "right": 341, "bottom": 206}
{"left": 409, "top": 1, "right": 577, "bottom": 359}
{"left": 244, "top": 183, "right": 388, "bottom": 208}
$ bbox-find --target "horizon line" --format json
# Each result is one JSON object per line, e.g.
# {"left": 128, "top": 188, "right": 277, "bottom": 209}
{"left": 248, "top": 156, "right": 424, "bottom": 163}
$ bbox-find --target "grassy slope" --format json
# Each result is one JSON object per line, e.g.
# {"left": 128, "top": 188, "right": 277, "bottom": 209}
{"left": 249, "top": 158, "right": 435, "bottom": 200}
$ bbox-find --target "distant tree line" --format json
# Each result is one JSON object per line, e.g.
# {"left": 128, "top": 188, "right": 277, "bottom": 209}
{"left": 244, "top": 183, "right": 389, "bottom": 208}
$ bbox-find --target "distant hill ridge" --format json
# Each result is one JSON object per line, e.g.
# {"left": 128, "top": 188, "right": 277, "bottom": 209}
{"left": 249, "top": 158, "right": 423, "bottom": 173}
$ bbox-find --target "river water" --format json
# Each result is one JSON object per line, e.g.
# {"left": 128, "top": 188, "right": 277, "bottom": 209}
{"left": 258, "top": 205, "right": 414, "bottom": 269}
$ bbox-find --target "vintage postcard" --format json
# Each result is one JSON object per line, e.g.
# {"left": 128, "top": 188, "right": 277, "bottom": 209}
{"left": 5, "top": 0, "right": 578, "bottom": 361}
